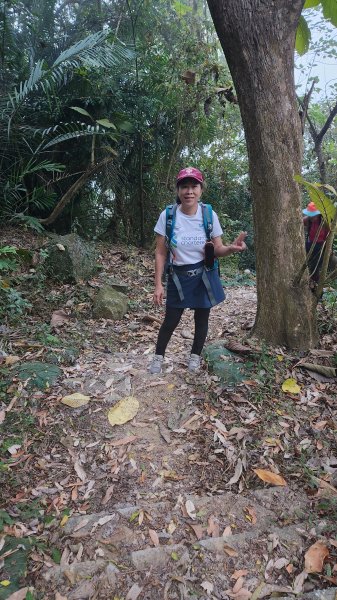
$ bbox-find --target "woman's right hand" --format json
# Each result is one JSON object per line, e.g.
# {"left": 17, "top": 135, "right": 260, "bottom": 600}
{"left": 153, "top": 283, "right": 164, "bottom": 306}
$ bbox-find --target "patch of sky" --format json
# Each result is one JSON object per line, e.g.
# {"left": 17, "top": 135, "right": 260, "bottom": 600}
{"left": 295, "top": 7, "right": 337, "bottom": 100}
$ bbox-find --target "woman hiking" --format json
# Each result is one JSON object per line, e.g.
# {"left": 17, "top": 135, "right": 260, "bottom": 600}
{"left": 149, "top": 167, "right": 247, "bottom": 375}
{"left": 302, "top": 201, "right": 330, "bottom": 287}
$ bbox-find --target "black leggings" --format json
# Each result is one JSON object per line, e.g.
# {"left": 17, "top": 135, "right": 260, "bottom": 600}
{"left": 155, "top": 307, "right": 211, "bottom": 356}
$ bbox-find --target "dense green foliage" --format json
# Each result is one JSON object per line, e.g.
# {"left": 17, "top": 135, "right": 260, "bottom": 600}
{"left": 0, "top": 0, "right": 335, "bottom": 250}
{"left": 0, "top": 0, "right": 248, "bottom": 246}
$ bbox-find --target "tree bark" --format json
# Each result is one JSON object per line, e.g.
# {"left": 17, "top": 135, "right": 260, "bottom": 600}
{"left": 206, "top": 0, "right": 318, "bottom": 348}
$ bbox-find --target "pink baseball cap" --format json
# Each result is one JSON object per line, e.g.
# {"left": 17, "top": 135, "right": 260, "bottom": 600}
{"left": 176, "top": 167, "right": 203, "bottom": 184}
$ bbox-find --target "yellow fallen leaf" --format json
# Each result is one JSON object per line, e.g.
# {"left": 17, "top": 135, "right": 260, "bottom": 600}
{"left": 277, "top": 355, "right": 284, "bottom": 361}
{"left": 167, "top": 384, "right": 175, "bottom": 390}
{"left": 0, "top": 581, "right": 11, "bottom": 586}
{"left": 61, "top": 393, "right": 90, "bottom": 408}
{"left": 108, "top": 396, "right": 139, "bottom": 427}
{"left": 60, "top": 514, "right": 69, "bottom": 527}
{"left": 305, "top": 541, "right": 329, "bottom": 573}
{"left": 281, "top": 378, "right": 301, "bottom": 394}
{"left": 253, "top": 469, "right": 287, "bottom": 486}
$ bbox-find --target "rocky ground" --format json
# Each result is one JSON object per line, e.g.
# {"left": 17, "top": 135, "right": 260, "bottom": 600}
{"left": 1, "top": 230, "right": 337, "bottom": 600}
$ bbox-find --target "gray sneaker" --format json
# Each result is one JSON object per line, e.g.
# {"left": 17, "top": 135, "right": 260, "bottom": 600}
{"left": 188, "top": 353, "right": 201, "bottom": 372}
{"left": 149, "top": 354, "right": 164, "bottom": 374}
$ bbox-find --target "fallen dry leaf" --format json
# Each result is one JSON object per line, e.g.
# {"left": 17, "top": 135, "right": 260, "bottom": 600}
{"left": 108, "top": 396, "right": 139, "bottom": 426}
{"left": 304, "top": 541, "right": 329, "bottom": 573}
{"left": 91, "top": 515, "right": 116, "bottom": 532}
{"left": 207, "top": 515, "right": 220, "bottom": 537}
{"left": 101, "top": 485, "right": 114, "bottom": 505}
{"left": 312, "top": 476, "right": 337, "bottom": 497}
{"left": 61, "top": 393, "right": 90, "bottom": 408}
{"left": 111, "top": 435, "right": 137, "bottom": 447}
{"left": 253, "top": 469, "right": 287, "bottom": 487}
{"left": 51, "top": 309, "right": 70, "bottom": 328}
{"left": 74, "top": 460, "right": 87, "bottom": 482}
{"left": 149, "top": 529, "right": 160, "bottom": 547}
{"left": 293, "top": 570, "right": 307, "bottom": 594}
{"left": 201, "top": 580, "right": 214, "bottom": 594}
{"left": 5, "top": 355, "right": 20, "bottom": 366}
{"left": 185, "top": 499, "right": 197, "bottom": 520}
{"left": 125, "top": 583, "right": 143, "bottom": 600}
{"left": 231, "top": 570, "right": 248, "bottom": 580}
{"left": 297, "top": 363, "right": 336, "bottom": 378}
{"left": 223, "top": 544, "right": 239, "bottom": 557}
{"left": 224, "top": 340, "right": 252, "bottom": 354}
{"left": 189, "top": 523, "right": 203, "bottom": 540}
{"left": 226, "top": 458, "right": 243, "bottom": 486}
{"left": 245, "top": 506, "right": 257, "bottom": 524}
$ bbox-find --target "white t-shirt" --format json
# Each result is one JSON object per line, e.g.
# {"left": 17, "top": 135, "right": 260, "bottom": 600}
{"left": 154, "top": 204, "right": 223, "bottom": 266}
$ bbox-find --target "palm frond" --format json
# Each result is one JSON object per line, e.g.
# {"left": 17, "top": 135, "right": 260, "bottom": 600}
{"left": 41, "top": 123, "right": 118, "bottom": 150}
{"left": 51, "top": 30, "right": 109, "bottom": 68}
{"left": 5, "top": 32, "right": 132, "bottom": 125}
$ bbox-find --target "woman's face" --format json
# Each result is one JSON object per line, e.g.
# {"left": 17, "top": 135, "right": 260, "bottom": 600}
{"left": 177, "top": 178, "right": 202, "bottom": 210}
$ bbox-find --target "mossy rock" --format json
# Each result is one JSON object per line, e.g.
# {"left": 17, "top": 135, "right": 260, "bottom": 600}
{"left": 44, "top": 233, "right": 98, "bottom": 283}
{"left": 93, "top": 286, "right": 128, "bottom": 320}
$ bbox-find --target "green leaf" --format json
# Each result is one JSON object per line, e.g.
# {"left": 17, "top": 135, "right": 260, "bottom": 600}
{"left": 96, "top": 118, "right": 116, "bottom": 129}
{"left": 303, "top": 0, "right": 321, "bottom": 7}
{"left": 70, "top": 106, "right": 93, "bottom": 119}
{"left": 295, "top": 16, "right": 311, "bottom": 55}
{"left": 295, "top": 175, "right": 337, "bottom": 225}
{"left": 322, "top": 0, "right": 337, "bottom": 26}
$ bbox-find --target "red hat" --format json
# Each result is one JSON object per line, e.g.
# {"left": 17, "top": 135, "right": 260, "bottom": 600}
{"left": 302, "top": 202, "right": 321, "bottom": 217}
{"left": 176, "top": 167, "right": 203, "bottom": 184}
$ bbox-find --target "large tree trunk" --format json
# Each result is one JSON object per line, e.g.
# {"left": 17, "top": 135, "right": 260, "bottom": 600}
{"left": 207, "top": 0, "right": 318, "bottom": 348}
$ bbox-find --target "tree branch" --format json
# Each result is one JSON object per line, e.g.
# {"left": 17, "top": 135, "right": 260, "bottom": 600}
{"left": 39, "top": 157, "right": 114, "bottom": 226}
{"left": 316, "top": 99, "right": 337, "bottom": 146}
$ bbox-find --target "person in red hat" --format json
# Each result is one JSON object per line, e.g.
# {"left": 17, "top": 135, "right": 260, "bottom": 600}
{"left": 149, "top": 167, "right": 247, "bottom": 374}
{"left": 302, "top": 201, "right": 330, "bottom": 285}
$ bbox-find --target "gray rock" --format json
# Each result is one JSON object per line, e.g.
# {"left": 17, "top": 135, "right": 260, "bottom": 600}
{"left": 43, "top": 559, "right": 107, "bottom": 583}
{"left": 63, "top": 512, "right": 119, "bottom": 538}
{"left": 102, "top": 276, "right": 129, "bottom": 294}
{"left": 276, "top": 589, "right": 337, "bottom": 600}
{"left": 69, "top": 580, "right": 95, "bottom": 599}
{"left": 131, "top": 544, "right": 187, "bottom": 571}
{"left": 93, "top": 286, "right": 128, "bottom": 320}
{"left": 45, "top": 233, "right": 98, "bottom": 283}
{"left": 103, "top": 563, "right": 119, "bottom": 588}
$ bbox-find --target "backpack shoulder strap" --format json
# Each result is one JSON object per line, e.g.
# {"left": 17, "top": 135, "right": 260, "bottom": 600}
{"left": 201, "top": 203, "right": 213, "bottom": 241}
{"left": 165, "top": 203, "right": 178, "bottom": 244}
